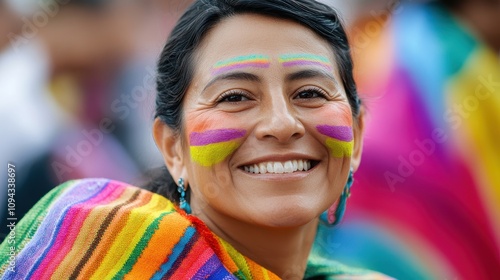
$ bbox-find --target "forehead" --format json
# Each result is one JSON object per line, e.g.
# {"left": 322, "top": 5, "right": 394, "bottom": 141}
{"left": 194, "top": 13, "right": 335, "bottom": 68}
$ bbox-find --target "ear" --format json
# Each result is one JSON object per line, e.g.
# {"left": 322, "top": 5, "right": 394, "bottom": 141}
{"left": 351, "top": 106, "right": 365, "bottom": 172}
{"left": 153, "top": 118, "right": 188, "bottom": 182}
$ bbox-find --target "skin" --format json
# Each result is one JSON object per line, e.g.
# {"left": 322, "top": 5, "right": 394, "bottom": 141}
{"left": 154, "top": 14, "right": 364, "bottom": 278}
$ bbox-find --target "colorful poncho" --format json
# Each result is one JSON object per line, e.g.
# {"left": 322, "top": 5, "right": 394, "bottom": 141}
{"left": 0, "top": 179, "right": 392, "bottom": 279}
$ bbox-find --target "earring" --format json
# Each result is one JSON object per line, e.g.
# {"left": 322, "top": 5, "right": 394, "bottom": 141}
{"left": 177, "top": 178, "right": 191, "bottom": 214}
{"left": 327, "top": 168, "right": 354, "bottom": 225}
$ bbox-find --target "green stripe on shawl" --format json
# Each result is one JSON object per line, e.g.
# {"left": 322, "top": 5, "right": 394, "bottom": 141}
{"left": 0, "top": 180, "right": 73, "bottom": 273}
{"left": 112, "top": 212, "right": 170, "bottom": 279}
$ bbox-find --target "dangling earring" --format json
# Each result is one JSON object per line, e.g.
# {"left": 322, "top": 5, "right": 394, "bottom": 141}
{"left": 327, "top": 168, "right": 354, "bottom": 225}
{"left": 177, "top": 178, "right": 191, "bottom": 214}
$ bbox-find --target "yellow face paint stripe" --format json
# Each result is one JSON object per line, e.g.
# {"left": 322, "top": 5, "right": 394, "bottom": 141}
{"left": 325, "top": 138, "right": 354, "bottom": 158}
{"left": 190, "top": 140, "right": 242, "bottom": 167}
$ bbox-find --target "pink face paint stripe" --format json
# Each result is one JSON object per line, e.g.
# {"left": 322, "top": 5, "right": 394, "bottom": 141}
{"left": 189, "top": 129, "right": 246, "bottom": 146}
{"left": 279, "top": 54, "right": 333, "bottom": 70}
{"left": 211, "top": 54, "right": 270, "bottom": 75}
{"left": 211, "top": 62, "right": 270, "bottom": 75}
{"left": 281, "top": 60, "right": 333, "bottom": 70}
{"left": 317, "top": 125, "right": 353, "bottom": 141}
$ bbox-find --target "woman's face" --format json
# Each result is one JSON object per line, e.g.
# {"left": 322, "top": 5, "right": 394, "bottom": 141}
{"left": 158, "top": 14, "right": 363, "bottom": 228}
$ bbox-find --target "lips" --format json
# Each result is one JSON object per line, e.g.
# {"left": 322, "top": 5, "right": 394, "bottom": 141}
{"left": 241, "top": 159, "right": 318, "bottom": 174}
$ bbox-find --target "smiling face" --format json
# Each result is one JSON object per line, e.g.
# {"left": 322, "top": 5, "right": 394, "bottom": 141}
{"left": 155, "top": 13, "right": 363, "bottom": 228}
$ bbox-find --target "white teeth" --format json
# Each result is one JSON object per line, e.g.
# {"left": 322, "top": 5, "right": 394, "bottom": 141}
{"left": 259, "top": 163, "right": 267, "bottom": 174}
{"left": 266, "top": 162, "right": 273, "bottom": 173}
{"left": 284, "top": 161, "right": 293, "bottom": 173}
{"left": 274, "top": 162, "right": 284, "bottom": 174}
{"left": 242, "top": 160, "right": 313, "bottom": 174}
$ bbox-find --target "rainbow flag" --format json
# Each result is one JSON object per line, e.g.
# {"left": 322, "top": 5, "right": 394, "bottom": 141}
{"left": 335, "top": 2, "right": 500, "bottom": 279}
{"left": 0, "top": 179, "right": 393, "bottom": 279}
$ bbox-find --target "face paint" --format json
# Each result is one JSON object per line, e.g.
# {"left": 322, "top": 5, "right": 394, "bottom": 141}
{"left": 211, "top": 54, "right": 270, "bottom": 76}
{"left": 316, "top": 125, "right": 353, "bottom": 157}
{"left": 189, "top": 129, "right": 247, "bottom": 166}
{"left": 279, "top": 54, "right": 333, "bottom": 71}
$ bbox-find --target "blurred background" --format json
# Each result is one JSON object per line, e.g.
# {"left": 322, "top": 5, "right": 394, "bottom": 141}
{"left": 1, "top": 0, "right": 499, "bottom": 279}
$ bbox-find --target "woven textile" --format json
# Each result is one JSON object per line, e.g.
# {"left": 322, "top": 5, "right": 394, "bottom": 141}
{"left": 0, "top": 179, "right": 392, "bottom": 279}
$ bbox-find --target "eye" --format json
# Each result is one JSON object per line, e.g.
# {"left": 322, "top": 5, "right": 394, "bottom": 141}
{"left": 294, "top": 87, "right": 328, "bottom": 99}
{"left": 217, "top": 90, "right": 251, "bottom": 103}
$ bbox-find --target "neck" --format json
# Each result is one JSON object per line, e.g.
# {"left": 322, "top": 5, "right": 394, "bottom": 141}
{"left": 194, "top": 203, "right": 318, "bottom": 279}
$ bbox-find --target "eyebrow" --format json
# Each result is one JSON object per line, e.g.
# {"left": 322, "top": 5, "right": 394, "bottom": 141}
{"left": 203, "top": 69, "right": 339, "bottom": 92}
{"left": 203, "top": 72, "right": 261, "bottom": 91}
{"left": 286, "top": 69, "right": 340, "bottom": 87}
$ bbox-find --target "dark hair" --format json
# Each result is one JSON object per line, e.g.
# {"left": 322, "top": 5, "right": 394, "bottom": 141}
{"left": 143, "top": 0, "right": 360, "bottom": 203}
{"left": 64, "top": 0, "right": 108, "bottom": 8}
{"left": 436, "top": 0, "right": 465, "bottom": 8}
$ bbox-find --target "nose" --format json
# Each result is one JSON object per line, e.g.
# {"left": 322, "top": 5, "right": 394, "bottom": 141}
{"left": 254, "top": 92, "right": 305, "bottom": 143}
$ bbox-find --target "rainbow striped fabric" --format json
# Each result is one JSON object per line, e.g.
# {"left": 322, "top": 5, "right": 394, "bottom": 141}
{"left": 0, "top": 179, "right": 392, "bottom": 279}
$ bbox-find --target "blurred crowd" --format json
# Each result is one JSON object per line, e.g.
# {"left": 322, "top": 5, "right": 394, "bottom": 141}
{"left": 0, "top": 0, "right": 192, "bottom": 239}
{"left": 1, "top": 0, "right": 499, "bottom": 279}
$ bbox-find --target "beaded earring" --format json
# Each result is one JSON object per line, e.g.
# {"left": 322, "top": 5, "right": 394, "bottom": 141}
{"left": 177, "top": 178, "right": 191, "bottom": 214}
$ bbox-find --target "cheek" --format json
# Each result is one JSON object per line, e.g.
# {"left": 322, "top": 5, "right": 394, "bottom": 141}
{"left": 186, "top": 113, "right": 247, "bottom": 167}
{"left": 307, "top": 104, "right": 354, "bottom": 158}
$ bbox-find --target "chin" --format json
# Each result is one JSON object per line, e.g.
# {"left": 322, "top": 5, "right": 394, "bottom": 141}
{"left": 253, "top": 203, "right": 321, "bottom": 228}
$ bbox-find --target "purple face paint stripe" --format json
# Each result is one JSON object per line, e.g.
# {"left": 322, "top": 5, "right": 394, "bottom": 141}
{"left": 282, "top": 61, "right": 333, "bottom": 70}
{"left": 189, "top": 129, "right": 246, "bottom": 146}
{"left": 317, "top": 125, "right": 353, "bottom": 141}
{"left": 211, "top": 63, "right": 270, "bottom": 75}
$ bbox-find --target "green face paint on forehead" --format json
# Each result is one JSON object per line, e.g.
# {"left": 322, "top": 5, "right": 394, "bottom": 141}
{"left": 279, "top": 54, "right": 333, "bottom": 71}
{"left": 211, "top": 54, "right": 271, "bottom": 76}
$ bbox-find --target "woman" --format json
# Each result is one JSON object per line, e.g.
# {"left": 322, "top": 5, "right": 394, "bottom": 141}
{"left": 0, "top": 0, "right": 393, "bottom": 279}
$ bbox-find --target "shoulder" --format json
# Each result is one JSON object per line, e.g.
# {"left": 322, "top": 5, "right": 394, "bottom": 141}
{"left": 16, "top": 178, "right": 180, "bottom": 227}
{"left": 0, "top": 178, "right": 190, "bottom": 278}
{"left": 25, "top": 178, "right": 177, "bottom": 214}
